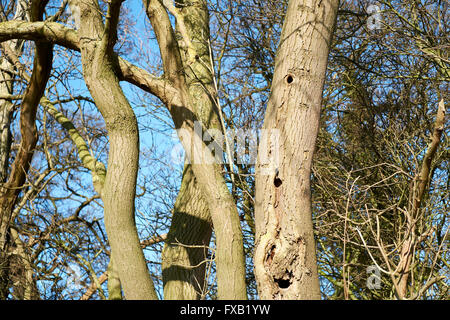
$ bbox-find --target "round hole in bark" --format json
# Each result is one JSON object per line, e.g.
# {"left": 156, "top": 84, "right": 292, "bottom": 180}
{"left": 274, "top": 269, "right": 293, "bottom": 289}
{"left": 286, "top": 74, "right": 294, "bottom": 84}
{"left": 274, "top": 177, "right": 282, "bottom": 187}
{"left": 274, "top": 277, "right": 291, "bottom": 289}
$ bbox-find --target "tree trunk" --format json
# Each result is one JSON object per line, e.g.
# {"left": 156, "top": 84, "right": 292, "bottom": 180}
{"left": 145, "top": 0, "right": 247, "bottom": 299}
{"left": 162, "top": 163, "right": 213, "bottom": 299}
{"left": 75, "top": 0, "right": 157, "bottom": 300}
{"left": 0, "top": 0, "right": 52, "bottom": 299}
{"left": 254, "top": 0, "right": 339, "bottom": 299}
{"left": 162, "top": 0, "right": 232, "bottom": 300}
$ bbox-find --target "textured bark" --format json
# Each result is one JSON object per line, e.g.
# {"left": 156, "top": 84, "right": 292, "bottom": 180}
{"left": 145, "top": 0, "right": 247, "bottom": 299}
{"left": 0, "top": 5, "right": 24, "bottom": 297}
{"left": 75, "top": 0, "right": 157, "bottom": 300}
{"left": 0, "top": 73, "right": 14, "bottom": 184}
{"left": 162, "top": 163, "right": 213, "bottom": 299}
{"left": 161, "top": 0, "right": 222, "bottom": 300}
{"left": 254, "top": 0, "right": 339, "bottom": 299}
{"left": 106, "top": 256, "right": 123, "bottom": 300}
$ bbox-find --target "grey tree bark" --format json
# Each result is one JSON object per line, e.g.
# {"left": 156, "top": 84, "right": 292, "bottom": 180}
{"left": 145, "top": 0, "right": 247, "bottom": 299}
{"left": 254, "top": 0, "right": 339, "bottom": 299}
{"left": 74, "top": 0, "right": 158, "bottom": 299}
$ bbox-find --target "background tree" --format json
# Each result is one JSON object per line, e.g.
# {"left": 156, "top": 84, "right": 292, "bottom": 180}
{"left": 313, "top": 0, "right": 448, "bottom": 299}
